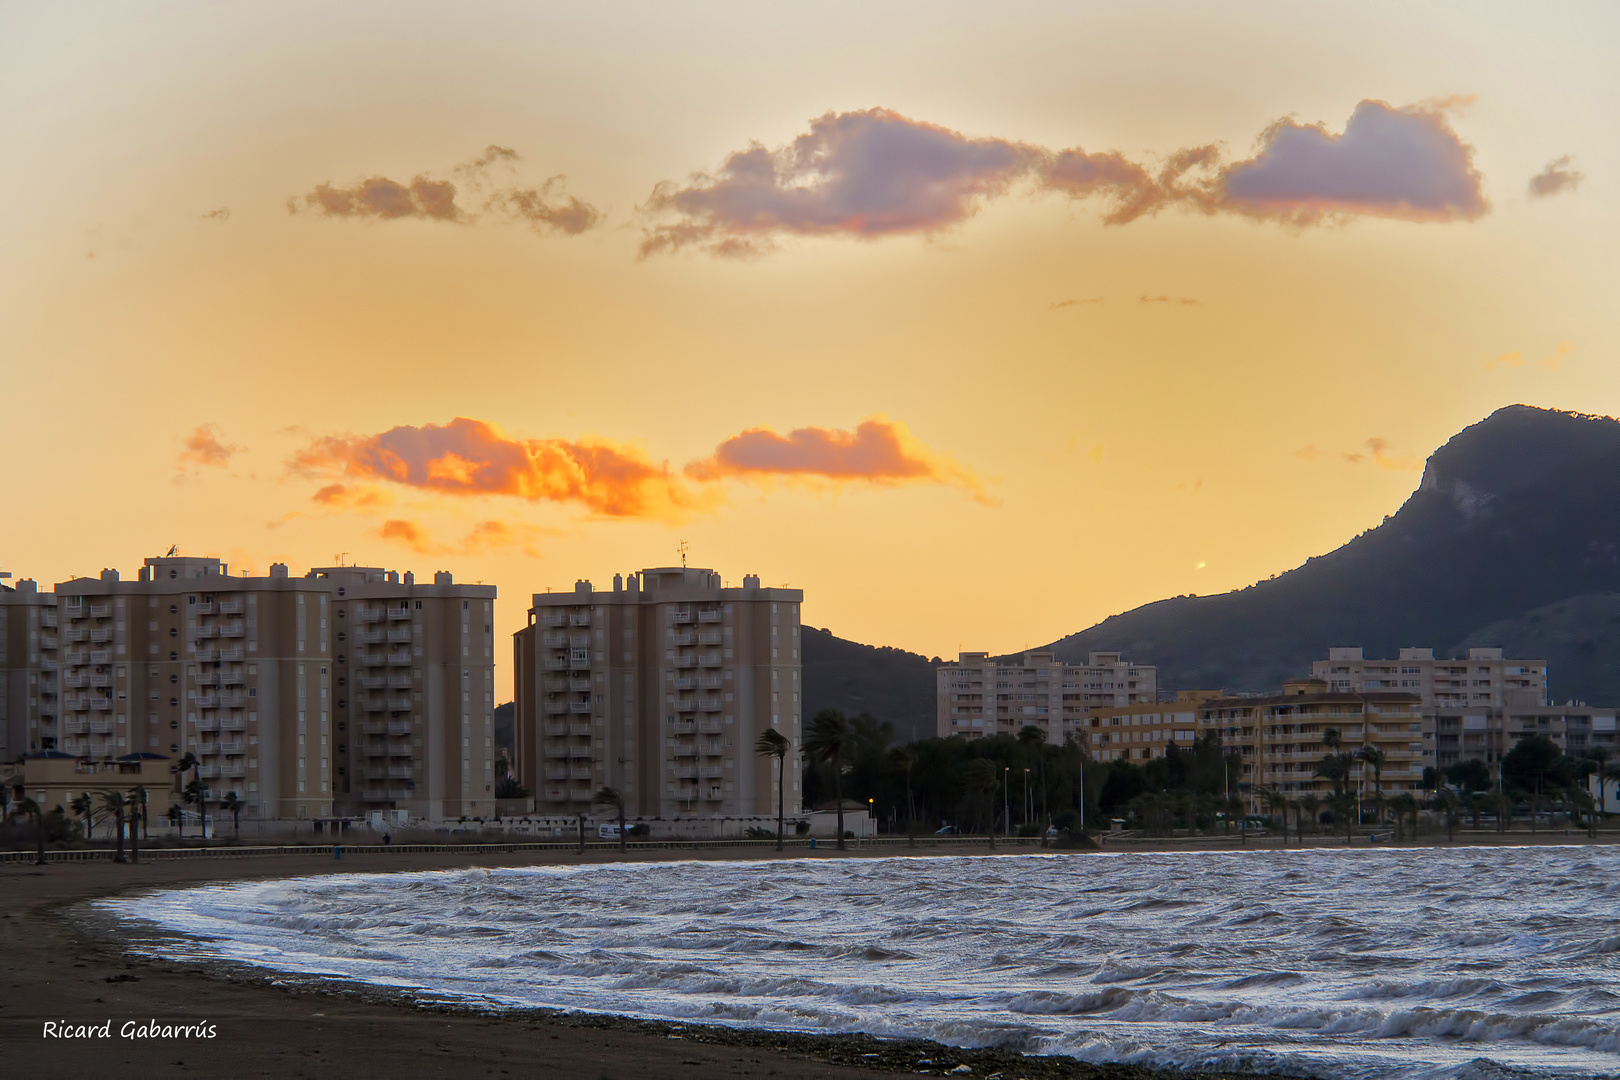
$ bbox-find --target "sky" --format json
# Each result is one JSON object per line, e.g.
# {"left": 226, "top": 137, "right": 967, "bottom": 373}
{"left": 2, "top": 1, "right": 1616, "bottom": 700}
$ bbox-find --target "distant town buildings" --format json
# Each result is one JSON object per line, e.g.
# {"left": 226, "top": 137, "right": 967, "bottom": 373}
{"left": 512, "top": 566, "right": 803, "bottom": 822}
{"left": 1, "top": 556, "right": 495, "bottom": 825}
{"left": 1312, "top": 646, "right": 1547, "bottom": 710}
{"left": 936, "top": 650, "right": 1157, "bottom": 743}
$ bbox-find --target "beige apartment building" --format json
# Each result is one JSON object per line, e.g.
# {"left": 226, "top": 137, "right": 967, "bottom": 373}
{"left": 513, "top": 567, "right": 803, "bottom": 822}
{"left": 1312, "top": 647, "right": 1547, "bottom": 710}
{"left": 1197, "top": 679, "right": 1426, "bottom": 797}
{"left": 1428, "top": 705, "right": 1616, "bottom": 782}
{"left": 937, "top": 650, "right": 1157, "bottom": 744}
{"left": 2, "top": 555, "right": 495, "bottom": 824}
{"left": 1083, "top": 701, "right": 1205, "bottom": 763}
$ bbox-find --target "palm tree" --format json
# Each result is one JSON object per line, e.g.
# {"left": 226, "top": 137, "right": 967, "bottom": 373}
{"left": 1357, "top": 746, "right": 1386, "bottom": 827}
{"left": 1297, "top": 793, "right": 1320, "bottom": 843}
{"left": 803, "top": 708, "right": 850, "bottom": 850}
{"left": 174, "top": 752, "right": 200, "bottom": 838}
{"left": 885, "top": 746, "right": 917, "bottom": 847}
{"left": 128, "top": 785, "right": 146, "bottom": 863}
{"left": 70, "top": 791, "right": 96, "bottom": 844}
{"left": 99, "top": 791, "right": 129, "bottom": 862}
{"left": 591, "top": 786, "right": 627, "bottom": 852}
{"left": 754, "top": 728, "right": 791, "bottom": 852}
{"left": 1434, "top": 788, "right": 1459, "bottom": 841}
{"left": 1258, "top": 787, "right": 1289, "bottom": 845}
{"left": 219, "top": 792, "right": 243, "bottom": 841}
{"left": 10, "top": 796, "right": 48, "bottom": 865}
{"left": 183, "top": 777, "right": 209, "bottom": 844}
{"left": 1390, "top": 792, "right": 1418, "bottom": 841}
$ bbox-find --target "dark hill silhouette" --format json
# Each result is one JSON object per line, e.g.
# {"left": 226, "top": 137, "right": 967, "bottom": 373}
{"left": 800, "top": 626, "right": 941, "bottom": 743}
{"left": 1045, "top": 405, "right": 1620, "bottom": 702}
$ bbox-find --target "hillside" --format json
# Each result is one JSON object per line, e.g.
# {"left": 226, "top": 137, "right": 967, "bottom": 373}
{"left": 800, "top": 626, "right": 941, "bottom": 742}
{"left": 1045, "top": 405, "right": 1620, "bottom": 703}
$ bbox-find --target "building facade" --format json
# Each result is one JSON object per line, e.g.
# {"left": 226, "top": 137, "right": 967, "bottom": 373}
{"left": 513, "top": 566, "right": 803, "bottom": 821}
{"left": 1197, "top": 679, "right": 1426, "bottom": 796}
{"left": 0, "top": 578, "right": 60, "bottom": 764}
{"left": 2, "top": 556, "right": 495, "bottom": 824}
{"left": 1083, "top": 702, "right": 1204, "bottom": 763}
{"left": 1427, "top": 705, "right": 1617, "bottom": 781}
{"left": 937, "top": 650, "right": 1157, "bottom": 743}
{"left": 1312, "top": 647, "right": 1547, "bottom": 710}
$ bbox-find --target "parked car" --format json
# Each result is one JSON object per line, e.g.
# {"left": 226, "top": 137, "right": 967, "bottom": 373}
{"left": 597, "top": 823, "right": 621, "bottom": 840}
{"left": 935, "top": 825, "right": 960, "bottom": 836}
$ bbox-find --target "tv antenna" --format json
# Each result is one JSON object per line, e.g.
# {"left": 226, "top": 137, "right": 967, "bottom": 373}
{"left": 334, "top": 552, "right": 348, "bottom": 567}
{"left": 165, "top": 544, "right": 179, "bottom": 557}
{"left": 677, "top": 540, "right": 688, "bottom": 568}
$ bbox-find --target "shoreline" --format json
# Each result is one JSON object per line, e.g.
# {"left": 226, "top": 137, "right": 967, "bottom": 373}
{"left": 4, "top": 836, "right": 1611, "bottom": 1079}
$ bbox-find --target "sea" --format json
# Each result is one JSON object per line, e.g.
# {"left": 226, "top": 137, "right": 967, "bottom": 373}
{"left": 94, "top": 846, "right": 1620, "bottom": 1079}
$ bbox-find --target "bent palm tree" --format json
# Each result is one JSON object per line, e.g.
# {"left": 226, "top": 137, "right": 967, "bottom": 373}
{"left": 71, "top": 790, "right": 95, "bottom": 843}
{"left": 754, "top": 728, "right": 791, "bottom": 852}
{"left": 174, "top": 752, "right": 199, "bottom": 838}
{"left": 592, "top": 786, "right": 627, "bottom": 853}
{"left": 1357, "top": 746, "right": 1386, "bottom": 827}
{"left": 128, "top": 785, "right": 146, "bottom": 863}
{"left": 887, "top": 746, "right": 916, "bottom": 848}
{"left": 184, "top": 777, "right": 209, "bottom": 844}
{"left": 99, "top": 790, "right": 129, "bottom": 862}
{"left": 803, "top": 709, "right": 850, "bottom": 850}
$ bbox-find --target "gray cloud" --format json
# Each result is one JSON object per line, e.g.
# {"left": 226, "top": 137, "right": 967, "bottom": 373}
{"left": 1529, "top": 155, "right": 1583, "bottom": 198}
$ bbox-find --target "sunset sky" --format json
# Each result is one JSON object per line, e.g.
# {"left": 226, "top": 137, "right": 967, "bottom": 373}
{"left": 2, "top": 2, "right": 1616, "bottom": 699}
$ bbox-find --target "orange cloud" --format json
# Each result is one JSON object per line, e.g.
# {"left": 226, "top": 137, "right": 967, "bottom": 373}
{"left": 291, "top": 417, "right": 706, "bottom": 520}
{"left": 378, "top": 517, "right": 556, "bottom": 558}
{"left": 178, "top": 423, "right": 240, "bottom": 468}
{"left": 311, "top": 482, "right": 391, "bottom": 510}
{"left": 686, "top": 416, "right": 991, "bottom": 502}
{"left": 1340, "top": 437, "right": 1420, "bottom": 470}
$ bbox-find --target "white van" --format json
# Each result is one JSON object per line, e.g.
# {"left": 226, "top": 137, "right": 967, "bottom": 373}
{"left": 597, "top": 823, "right": 622, "bottom": 840}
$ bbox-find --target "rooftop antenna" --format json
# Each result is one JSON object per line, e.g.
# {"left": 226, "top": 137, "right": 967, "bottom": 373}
{"left": 677, "top": 540, "right": 689, "bottom": 568}
{"left": 334, "top": 552, "right": 348, "bottom": 567}
{"left": 165, "top": 544, "right": 179, "bottom": 557}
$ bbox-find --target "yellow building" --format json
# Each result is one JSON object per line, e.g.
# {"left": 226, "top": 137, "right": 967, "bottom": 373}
{"left": 10, "top": 750, "right": 172, "bottom": 835}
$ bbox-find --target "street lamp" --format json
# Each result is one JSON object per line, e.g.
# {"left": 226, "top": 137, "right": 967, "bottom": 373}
{"left": 1022, "top": 767, "right": 1031, "bottom": 827}
{"left": 1002, "top": 767, "right": 1010, "bottom": 837}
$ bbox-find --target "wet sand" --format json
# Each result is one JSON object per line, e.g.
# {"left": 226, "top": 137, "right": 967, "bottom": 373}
{"left": 1, "top": 834, "right": 1606, "bottom": 1079}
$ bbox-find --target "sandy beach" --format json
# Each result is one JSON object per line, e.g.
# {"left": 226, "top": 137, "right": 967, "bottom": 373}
{"left": 2, "top": 834, "right": 1609, "bottom": 1080}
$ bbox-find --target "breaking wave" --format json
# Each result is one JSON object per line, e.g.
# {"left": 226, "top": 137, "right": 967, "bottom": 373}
{"left": 96, "top": 847, "right": 1620, "bottom": 1079}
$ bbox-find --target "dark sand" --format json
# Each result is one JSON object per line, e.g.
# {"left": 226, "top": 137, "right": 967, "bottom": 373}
{"left": 2, "top": 835, "right": 1604, "bottom": 1079}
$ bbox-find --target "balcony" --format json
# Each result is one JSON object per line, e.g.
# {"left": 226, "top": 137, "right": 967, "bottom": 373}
{"left": 387, "top": 652, "right": 412, "bottom": 667}
{"left": 355, "top": 606, "right": 383, "bottom": 623}
{"left": 362, "top": 722, "right": 388, "bottom": 735}
{"left": 700, "top": 766, "right": 724, "bottom": 779}
{"left": 673, "top": 654, "right": 697, "bottom": 669}
{"left": 388, "top": 674, "right": 412, "bottom": 689}
{"left": 386, "top": 696, "right": 412, "bottom": 711}
{"left": 670, "top": 720, "right": 696, "bottom": 734}
{"left": 388, "top": 720, "right": 414, "bottom": 735}
{"left": 89, "top": 627, "right": 112, "bottom": 643}
{"left": 356, "top": 652, "right": 385, "bottom": 667}
{"left": 697, "top": 610, "right": 721, "bottom": 623}
{"left": 195, "top": 625, "right": 220, "bottom": 639}
{"left": 218, "top": 716, "right": 245, "bottom": 731}
{"left": 219, "top": 622, "right": 245, "bottom": 638}
{"left": 356, "top": 630, "right": 384, "bottom": 646}
{"left": 359, "top": 675, "right": 386, "bottom": 690}
{"left": 675, "top": 787, "right": 699, "bottom": 801}
{"left": 63, "top": 720, "right": 90, "bottom": 735}
{"left": 62, "top": 627, "right": 88, "bottom": 643}
{"left": 198, "top": 764, "right": 221, "bottom": 779}
{"left": 194, "top": 648, "right": 219, "bottom": 663}
{"left": 568, "top": 614, "right": 590, "bottom": 627}
{"left": 697, "top": 697, "right": 722, "bottom": 711}
{"left": 41, "top": 611, "right": 57, "bottom": 628}
{"left": 193, "top": 717, "right": 220, "bottom": 732}
{"left": 196, "top": 601, "right": 217, "bottom": 615}
{"left": 88, "top": 717, "right": 114, "bottom": 734}
{"left": 697, "top": 631, "right": 722, "bottom": 645}
{"left": 672, "top": 767, "right": 698, "bottom": 780}
{"left": 675, "top": 697, "right": 696, "bottom": 712}
{"left": 671, "top": 632, "right": 696, "bottom": 647}
{"left": 87, "top": 740, "right": 115, "bottom": 757}
{"left": 195, "top": 693, "right": 219, "bottom": 708}
{"left": 544, "top": 724, "right": 570, "bottom": 737}
{"left": 568, "top": 744, "right": 594, "bottom": 759}
{"left": 217, "top": 740, "right": 245, "bottom": 755}
{"left": 543, "top": 788, "right": 570, "bottom": 802}
{"left": 360, "top": 789, "right": 392, "bottom": 802}
{"left": 544, "top": 700, "right": 570, "bottom": 715}
{"left": 672, "top": 742, "right": 698, "bottom": 758}
{"left": 544, "top": 657, "right": 570, "bottom": 670}
{"left": 90, "top": 650, "right": 111, "bottom": 664}
{"left": 385, "top": 606, "right": 410, "bottom": 621}
{"left": 223, "top": 761, "right": 246, "bottom": 778}
{"left": 698, "top": 652, "right": 722, "bottom": 667}
{"left": 674, "top": 677, "right": 697, "bottom": 690}
{"left": 700, "top": 740, "right": 725, "bottom": 756}
{"left": 218, "top": 599, "right": 244, "bottom": 615}
{"left": 386, "top": 629, "right": 411, "bottom": 644}
{"left": 219, "top": 647, "right": 244, "bottom": 662}
{"left": 545, "top": 767, "right": 571, "bottom": 780}
{"left": 89, "top": 604, "right": 111, "bottom": 618}
{"left": 542, "top": 632, "right": 567, "bottom": 647}
{"left": 543, "top": 677, "right": 569, "bottom": 692}
{"left": 570, "top": 678, "right": 592, "bottom": 692}
{"left": 569, "top": 702, "right": 592, "bottom": 715}
{"left": 389, "top": 742, "right": 413, "bottom": 758}
{"left": 698, "top": 675, "right": 723, "bottom": 689}
{"left": 569, "top": 651, "right": 591, "bottom": 666}
{"left": 569, "top": 767, "right": 593, "bottom": 780}
{"left": 63, "top": 649, "right": 90, "bottom": 665}
{"left": 540, "top": 613, "right": 567, "bottom": 628}
{"left": 388, "top": 766, "right": 413, "bottom": 780}
{"left": 698, "top": 719, "right": 723, "bottom": 734}
{"left": 672, "top": 611, "right": 693, "bottom": 624}
{"left": 569, "top": 722, "right": 593, "bottom": 736}
{"left": 217, "top": 693, "right": 245, "bottom": 708}
{"left": 38, "top": 633, "right": 58, "bottom": 650}
{"left": 88, "top": 697, "right": 113, "bottom": 711}
{"left": 362, "top": 698, "right": 388, "bottom": 712}
{"left": 197, "top": 671, "right": 221, "bottom": 687}
{"left": 62, "top": 674, "right": 88, "bottom": 689}
{"left": 703, "top": 789, "right": 724, "bottom": 802}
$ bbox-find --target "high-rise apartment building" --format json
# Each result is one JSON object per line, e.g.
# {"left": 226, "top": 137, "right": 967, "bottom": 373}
{"left": 513, "top": 566, "right": 803, "bottom": 821}
{"left": 937, "top": 650, "right": 1157, "bottom": 743}
{"left": 0, "top": 578, "right": 61, "bottom": 763}
{"left": 2, "top": 556, "right": 495, "bottom": 824}
{"left": 1312, "top": 647, "right": 1547, "bottom": 710}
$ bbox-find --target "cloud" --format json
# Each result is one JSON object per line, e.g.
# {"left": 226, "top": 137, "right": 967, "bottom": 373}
{"left": 638, "top": 108, "right": 1045, "bottom": 257}
{"left": 1487, "top": 350, "right": 1523, "bottom": 369}
{"left": 1340, "top": 437, "right": 1420, "bottom": 470}
{"left": 311, "top": 482, "right": 391, "bottom": 510}
{"left": 1294, "top": 445, "right": 1324, "bottom": 460}
{"left": 1051, "top": 296, "right": 1103, "bottom": 310}
{"left": 1216, "top": 100, "right": 1487, "bottom": 224}
{"left": 290, "top": 145, "right": 602, "bottom": 234}
{"left": 1538, "top": 342, "right": 1575, "bottom": 370}
{"left": 1486, "top": 343, "right": 1573, "bottom": 370}
{"left": 642, "top": 100, "right": 1487, "bottom": 257}
{"left": 1529, "top": 156, "right": 1582, "bottom": 198}
{"left": 685, "top": 416, "right": 991, "bottom": 502}
{"left": 178, "top": 423, "right": 240, "bottom": 468}
{"left": 378, "top": 518, "right": 556, "bottom": 558}
{"left": 200, "top": 207, "right": 230, "bottom": 222}
{"left": 1140, "top": 295, "right": 1170, "bottom": 303}
{"left": 290, "top": 417, "right": 707, "bottom": 520}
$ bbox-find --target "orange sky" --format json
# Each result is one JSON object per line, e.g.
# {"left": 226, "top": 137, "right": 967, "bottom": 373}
{"left": 2, "top": 2, "right": 1616, "bottom": 699}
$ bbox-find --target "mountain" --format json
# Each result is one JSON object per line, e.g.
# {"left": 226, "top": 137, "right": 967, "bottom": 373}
{"left": 1044, "top": 405, "right": 1620, "bottom": 703}
{"left": 800, "top": 626, "right": 941, "bottom": 743}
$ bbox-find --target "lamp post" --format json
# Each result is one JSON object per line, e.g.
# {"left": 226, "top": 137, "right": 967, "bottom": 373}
{"left": 867, "top": 797, "right": 874, "bottom": 838}
{"left": 1002, "top": 767, "right": 1010, "bottom": 837}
